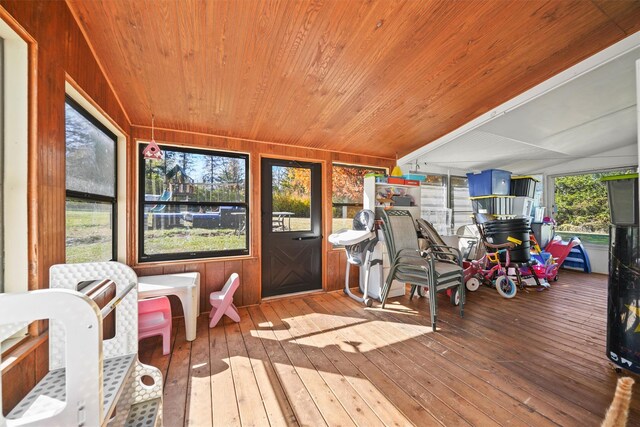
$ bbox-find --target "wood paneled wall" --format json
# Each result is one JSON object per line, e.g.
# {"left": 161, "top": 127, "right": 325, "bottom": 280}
{"left": 130, "top": 126, "right": 393, "bottom": 312}
{"left": 0, "top": 0, "right": 130, "bottom": 293}
{"left": 0, "top": 0, "right": 130, "bottom": 413}
{"left": 0, "top": 0, "right": 390, "bottom": 410}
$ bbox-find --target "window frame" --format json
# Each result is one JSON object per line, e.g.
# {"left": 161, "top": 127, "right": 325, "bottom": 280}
{"left": 549, "top": 166, "right": 638, "bottom": 247}
{"left": 65, "top": 95, "right": 118, "bottom": 262}
{"left": 331, "top": 163, "right": 386, "bottom": 238}
{"left": 137, "top": 143, "right": 250, "bottom": 262}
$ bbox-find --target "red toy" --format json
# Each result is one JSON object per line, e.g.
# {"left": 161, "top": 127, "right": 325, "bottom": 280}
{"left": 543, "top": 236, "right": 582, "bottom": 280}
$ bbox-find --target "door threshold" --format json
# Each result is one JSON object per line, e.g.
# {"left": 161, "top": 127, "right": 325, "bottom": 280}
{"left": 262, "top": 289, "right": 324, "bottom": 302}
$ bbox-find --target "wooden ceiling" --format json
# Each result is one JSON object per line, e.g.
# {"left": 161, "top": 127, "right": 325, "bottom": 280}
{"left": 66, "top": 0, "right": 640, "bottom": 159}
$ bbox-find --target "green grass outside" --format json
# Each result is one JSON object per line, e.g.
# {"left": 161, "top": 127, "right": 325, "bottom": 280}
{"left": 67, "top": 209, "right": 366, "bottom": 262}
{"left": 555, "top": 231, "right": 609, "bottom": 246}
{"left": 66, "top": 210, "right": 113, "bottom": 263}
{"left": 144, "top": 227, "right": 246, "bottom": 254}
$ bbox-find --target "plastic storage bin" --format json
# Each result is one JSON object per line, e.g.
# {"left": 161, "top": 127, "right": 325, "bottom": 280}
{"left": 387, "top": 177, "right": 405, "bottom": 185}
{"left": 510, "top": 175, "right": 539, "bottom": 198}
{"left": 403, "top": 174, "right": 427, "bottom": 182}
{"left": 470, "top": 195, "right": 514, "bottom": 215}
{"left": 467, "top": 169, "right": 511, "bottom": 197}
{"left": 513, "top": 196, "right": 534, "bottom": 217}
{"left": 601, "top": 173, "right": 639, "bottom": 226}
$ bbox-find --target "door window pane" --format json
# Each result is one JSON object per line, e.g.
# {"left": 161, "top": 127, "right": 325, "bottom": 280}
{"left": 65, "top": 103, "right": 116, "bottom": 197}
{"left": 271, "top": 166, "right": 311, "bottom": 232}
{"left": 66, "top": 199, "right": 113, "bottom": 263}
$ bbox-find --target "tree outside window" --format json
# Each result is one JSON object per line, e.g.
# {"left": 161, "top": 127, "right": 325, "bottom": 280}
{"left": 331, "top": 164, "right": 386, "bottom": 235}
{"left": 553, "top": 168, "right": 636, "bottom": 245}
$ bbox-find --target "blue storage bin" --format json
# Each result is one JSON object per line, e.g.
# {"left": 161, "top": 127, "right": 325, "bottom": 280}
{"left": 467, "top": 169, "right": 511, "bottom": 197}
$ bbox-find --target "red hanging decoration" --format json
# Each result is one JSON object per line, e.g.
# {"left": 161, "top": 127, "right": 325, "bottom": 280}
{"left": 143, "top": 115, "right": 163, "bottom": 160}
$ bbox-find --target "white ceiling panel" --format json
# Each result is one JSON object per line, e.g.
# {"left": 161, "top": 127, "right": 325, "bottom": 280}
{"left": 414, "top": 44, "right": 639, "bottom": 175}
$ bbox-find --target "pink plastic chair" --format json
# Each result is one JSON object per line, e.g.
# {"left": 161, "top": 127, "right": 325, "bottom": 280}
{"left": 209, "top": 273, "right": 241, "bottom": 328}
{"left": 138, "top": 296, "right": 172, "bottom": 355}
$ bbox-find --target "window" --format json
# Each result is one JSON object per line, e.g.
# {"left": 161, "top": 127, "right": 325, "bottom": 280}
{"left": 65, "top": 97, "right": 117, "bottom": 263}
{"left": 552, "top": 167, "right": 636, "bottom": 246}
{"left": 139, "top": 144, "right": 249, "bottom": 261}
{"left": 331, "top": 164, "right": 385, "bottom": 234}
{"left": 0, "top": 37, "right": 4, "bottom": 292}
{"left": 1, "top": 18, "right": 29, "bottom": 351}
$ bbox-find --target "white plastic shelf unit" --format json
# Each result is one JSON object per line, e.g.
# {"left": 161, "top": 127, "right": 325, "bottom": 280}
{"left": 363, "top": 176, "right": 422, "bottom": 217}
{"left": 420, "top": 182, "right": 451, "bottom": 235}
{"left": 0, "top": 262, "right": 164, "bottom": 427}
{"left": 452, "top": 185, "right": 474, "bottom": 230}
{"left": 363, "top": 176, "right": 420, "bottom": 299}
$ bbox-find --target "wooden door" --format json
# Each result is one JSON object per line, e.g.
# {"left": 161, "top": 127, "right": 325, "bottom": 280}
{"left": 261, "top": 159, "right": 322, "bottom": 297}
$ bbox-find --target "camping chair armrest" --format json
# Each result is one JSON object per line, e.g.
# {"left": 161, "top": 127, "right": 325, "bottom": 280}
{"left": 428, "top": 244, "right": 463, "bottom": 266}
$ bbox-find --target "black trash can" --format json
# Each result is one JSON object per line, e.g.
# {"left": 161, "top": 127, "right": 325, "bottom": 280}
{"left": 484, "top": 218, "right": 531, "bottom": 263}
{"left": 606, "top": 225, "right": 640, "bottom": 374}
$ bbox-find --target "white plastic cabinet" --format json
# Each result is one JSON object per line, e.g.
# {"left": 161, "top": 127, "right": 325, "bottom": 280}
{"left": 420, "top": 181, "right": 450, "bottom": 235}
{"left": 363, "top": 176, "right": 422, "bottom": 218}
{"left": 363, "top": 176, "right": 426, "bottom": 299}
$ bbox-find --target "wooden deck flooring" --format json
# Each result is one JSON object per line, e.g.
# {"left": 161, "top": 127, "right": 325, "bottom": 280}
{"left": 139, "top": 270, "right": 640, "bottom": 426}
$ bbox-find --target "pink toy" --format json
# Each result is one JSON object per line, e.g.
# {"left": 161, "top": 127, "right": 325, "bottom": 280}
{"left": 544, "top": 236, "right": 581, "bottom": 280}
{"left": 209, "top": 273, "right": 241, "bottom": 328}
{"left": 138, "top": 296, "right": 172, "bottom": 355}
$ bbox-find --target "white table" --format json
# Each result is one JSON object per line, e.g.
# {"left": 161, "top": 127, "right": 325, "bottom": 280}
{"left": 138, "top": 272, "right": 200, "bottom": 341}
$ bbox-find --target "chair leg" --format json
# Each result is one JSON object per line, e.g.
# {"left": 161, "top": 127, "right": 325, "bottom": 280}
{"left": 409, "top": 285, "right": 417, "bottom": 300}
{"left": 225, "top": 303, "right": 240, "bottom": 323}
{"left": 162, "top": 327, "right": 171, "bottom": 355}
{"left": 459, "top": 276, "right": 465, "bottom": 318}
{"left": 430, "top": 285, "right": 437, "bottom": 332}
{"left": 209, "top": 307, "right": 215, "bottom": 318}
{"left": 209, "top": 304, "right": 226, "bottom": 328}
{"left": 380, "top": 266, "right": 396, "bottom": 309}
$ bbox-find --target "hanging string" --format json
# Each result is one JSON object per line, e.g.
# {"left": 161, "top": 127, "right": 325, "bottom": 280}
{"left": 142, "top": 114, "right": 163, "bottom": 160}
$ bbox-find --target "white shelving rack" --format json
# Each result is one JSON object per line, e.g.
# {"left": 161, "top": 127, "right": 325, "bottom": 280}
{"left": 420, "top": 182, "right": 451, "bottom": 235}
{"left": 363, "top": 176, "right": 426, "bottom": 300}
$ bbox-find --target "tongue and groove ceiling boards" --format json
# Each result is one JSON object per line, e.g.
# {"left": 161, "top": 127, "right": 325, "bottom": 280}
{"left": 66, "top": 0, "right": 640, "bottom": 159}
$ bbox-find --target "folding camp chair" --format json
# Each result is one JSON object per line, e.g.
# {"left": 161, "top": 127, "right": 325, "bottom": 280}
{"left": 380, "top": 210, "right": 464, "bottom": 332}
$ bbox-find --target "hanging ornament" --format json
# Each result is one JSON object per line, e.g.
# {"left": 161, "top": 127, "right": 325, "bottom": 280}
{"left": 142, "top": 115, "right": 163, "bottom": 160}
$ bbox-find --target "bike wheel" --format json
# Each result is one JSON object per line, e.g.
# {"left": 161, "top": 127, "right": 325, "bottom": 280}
{"left": 450, "top": 287, "right": 461, "bottom": 306}
{"left": 466, "top": 277, "right": 481, "bottom": 292}
{"left": 495, "top": 275, "right": 517, "bottom": 299}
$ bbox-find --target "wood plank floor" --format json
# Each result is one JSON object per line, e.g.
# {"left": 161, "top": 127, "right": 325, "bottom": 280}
{"left": 139, "top": 270, "right": 640, "bottom": 426}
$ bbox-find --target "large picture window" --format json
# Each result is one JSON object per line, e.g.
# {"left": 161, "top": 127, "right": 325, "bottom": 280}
{"left": 553, "top": 167, "right": 636, "bottom": 246}
{"left": 65, "top": 97, "right": 117, "bottom": 263}
{"left": 331, "top": 164, "right": 385, "bottom": 234}
{"left": 139, "top": 144, "right": 249, "bottom": 261}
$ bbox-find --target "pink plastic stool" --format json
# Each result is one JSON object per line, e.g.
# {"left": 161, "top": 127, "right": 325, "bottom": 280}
{"left": 138, "top": 296, "right": 172, "bottom": 355}
{"left": 209, "top": 273, "right": 241, "bottom": 328}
